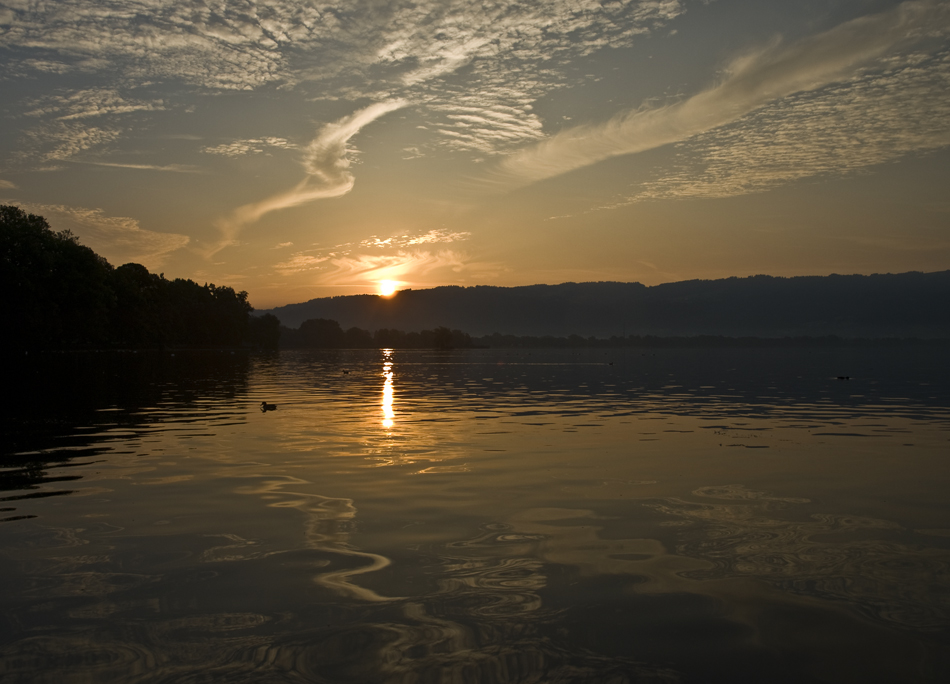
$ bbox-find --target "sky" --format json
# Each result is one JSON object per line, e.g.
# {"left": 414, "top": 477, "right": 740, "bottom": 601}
{"left": 2, "top": 0, "right": 949, "bottom": 309}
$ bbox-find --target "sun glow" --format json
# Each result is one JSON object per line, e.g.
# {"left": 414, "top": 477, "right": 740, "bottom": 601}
{"left": 378, "top": 280, "right": 398, "bottom": 297}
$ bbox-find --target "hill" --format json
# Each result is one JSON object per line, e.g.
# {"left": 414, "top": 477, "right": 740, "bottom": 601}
{"left": 261, "top": 272, "right": 950, "bottom": 339}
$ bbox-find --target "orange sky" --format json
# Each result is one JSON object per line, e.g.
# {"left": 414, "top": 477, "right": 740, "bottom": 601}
{"left": 2, "top": 0, "right": 949, "bottom": 308}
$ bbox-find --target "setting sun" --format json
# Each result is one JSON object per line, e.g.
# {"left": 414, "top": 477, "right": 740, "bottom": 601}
{"left": 378, "top": 280, "right": 398, "bottom": 297}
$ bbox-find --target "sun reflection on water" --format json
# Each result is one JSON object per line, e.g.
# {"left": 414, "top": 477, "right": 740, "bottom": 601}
{"left": 382, "top": 349, "right": 395, "bottom": 429}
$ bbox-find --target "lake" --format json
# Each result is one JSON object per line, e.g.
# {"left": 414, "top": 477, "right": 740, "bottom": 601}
{"left": 2, "top": 346, "right": 949, "bottom": 683}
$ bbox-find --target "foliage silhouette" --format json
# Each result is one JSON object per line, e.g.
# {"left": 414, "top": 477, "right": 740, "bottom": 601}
{"left": 2, "top": 205, "right": 114, "bottom": 348}
{"left": 247, "top": 314, "right": 281, "bottom": 351}
{"left": 2, "top": 205, "right": 271, "bottom": 350}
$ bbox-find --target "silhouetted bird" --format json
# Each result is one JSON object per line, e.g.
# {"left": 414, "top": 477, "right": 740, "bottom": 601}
{"left": 261, "top": 401, "right": 277, "bottom": 411}
{"left": 342, "top": 369, "right": 350, "bottom": 375}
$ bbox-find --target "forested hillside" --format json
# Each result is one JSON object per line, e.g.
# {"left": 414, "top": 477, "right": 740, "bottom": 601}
{"left": 264, "top": 273, "right": 950, "bottom": 338}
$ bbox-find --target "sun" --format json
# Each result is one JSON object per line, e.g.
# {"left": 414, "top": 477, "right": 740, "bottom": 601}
{"left": 378, "top": 280, "right": 398, "bottom": 297}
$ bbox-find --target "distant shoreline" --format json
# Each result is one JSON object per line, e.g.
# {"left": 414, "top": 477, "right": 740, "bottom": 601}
{"left": 261, "top": 273, "right": 950, "bottom": 340}
{"left": 471, "top": 334, "right": 950, "bottom": 349}
{"left": 15, "top": 335, "right": 948, "bottom": 353}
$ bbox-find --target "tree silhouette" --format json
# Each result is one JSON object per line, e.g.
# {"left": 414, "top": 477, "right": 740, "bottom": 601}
{"left": 298, "top": 318, "right": 344, "bottom": 348}
{"left": 110, "top": 262, "right": 169, "bottom": 347}
{"left": 247, "top": 314, "right": 281, "bottom": 350}
{"left": 1, "top": 205, "right": 113, "bottom": 349}
{"left": 2, "top": 205, "right": 260, "bottom": 350}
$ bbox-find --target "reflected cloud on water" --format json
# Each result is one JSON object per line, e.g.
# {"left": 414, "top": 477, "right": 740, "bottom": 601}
{"left": 237, "top": 476, "right": 397, "bottom": 603}
{"left": 645, "top": 485, "right": 950, "bottom": 631}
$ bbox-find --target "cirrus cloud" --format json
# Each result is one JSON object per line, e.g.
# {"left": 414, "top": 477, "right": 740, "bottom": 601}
{"left": 16, "top": 202, "right": 190, "bottom": 268}
{"left": 494, "top": 0, "right": 950, "bottom": 187}
{"left": 314, "top": 249, "right": 504, "bottom": 289}
{"left": 211, "top": 99, "right": 407, "bottom": 254}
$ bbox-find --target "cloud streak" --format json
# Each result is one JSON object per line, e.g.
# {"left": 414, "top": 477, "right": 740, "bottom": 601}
{"left": 74, "top": 161, "right": 204, "bottom": 173}
{"left": 270, "top": 227, "right": 489, "bottom": 287}
{"left": 20, "top": 203, "right": 190, "bottom": 267}
{"left": 358, "top": 229, "right": 471, "bottom": 249}
{"left": 202, "top": 137, "right": 294, "bottom": 157}
{"left": 622, "top": 50, "right": 950, "bottom": 204}
{"left": 495, "top": 0, "right": 950, "bottom": 186}
{"left": 2, "top": 1, "right": 684, "bottom": 162}
{"left": 313, "top": 249, "right": 503, "bottom": 289}
{"left": 212, "top": 100, "right": 406, "bottom": 253}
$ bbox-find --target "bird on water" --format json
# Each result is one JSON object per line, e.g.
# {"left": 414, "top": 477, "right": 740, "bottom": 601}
{"left": 260, "top": 401, "right": 277, "bottom": 411}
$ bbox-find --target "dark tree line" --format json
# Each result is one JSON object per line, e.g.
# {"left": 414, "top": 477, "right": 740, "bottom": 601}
{"left": 280, "top": 319, "right": 475, "bottom": 350}
{"left": 1, "top": 205, "right": 279, "bottom": 350}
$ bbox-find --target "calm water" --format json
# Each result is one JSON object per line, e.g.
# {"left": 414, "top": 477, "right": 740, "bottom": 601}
{"left": 2, "top": 347, "right": 949, "bottom": 683}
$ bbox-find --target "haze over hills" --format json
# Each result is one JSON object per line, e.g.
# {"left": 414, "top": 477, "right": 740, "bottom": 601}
{"left": 261, "top": 271, "right": 950, "bottom": 339}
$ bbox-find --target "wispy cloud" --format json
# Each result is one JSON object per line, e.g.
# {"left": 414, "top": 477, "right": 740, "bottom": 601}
{"left": 202, "top": 137, "right": 294, "bottom": 157}
{"left": 321, "top": 250, "right": 467, "bottom": 282}
{"left": 271, "top": 228, "right": 483, "bottom": 286}
{"left": 314, "top": 249, "right": 503, "bottom": 289}
{"left": 0, "top": 1, "right": 294, "bottom": 91}
{"left": 73, "top": 161, "right": 204, "bottom": 173}
{"left": 358, "top": 229, "right": 471, "bottom": 249}
{"left": 372, "top": 0, "right": 685, "bottom": 153}
{"left": 20, "top": 122, "right": 123, "bottom": 162}
{"left": 0, "top": 180, "right": 17, "bottom": 190}
{"left": 2, "top": 1, "right": 685, "bottom": 162}
{"left": 23, "top": 89, "right": 165, "bottom": 120}
{"left": 20, "top": 203, "right": 190, "bottom": 268}
{"left": 621, "top": 50, "right": 950, "bottom": 204}
{"left": 13, "top": 89, "right": 168, "bottom": 166}
{"left": 273, "top": 254, "right": 330, "bottom": 275}
{"left": 494, "top": 0, "right": 950, "bottom": 186}
{"left": 212, "top": 100, "right": 407, "bottom": 253}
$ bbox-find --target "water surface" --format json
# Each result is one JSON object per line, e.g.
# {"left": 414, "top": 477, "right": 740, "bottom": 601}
{"left": 2, "top": 347, "right": 949, "bottom": 683}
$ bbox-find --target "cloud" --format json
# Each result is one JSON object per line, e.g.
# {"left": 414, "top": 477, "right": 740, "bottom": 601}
{"left": 0, "top": 0, "right": 292, "bottom": 91}
{"left": 20, "top": 121, "right": 123, "bottom": 162}
{"left": 271, "top": 228, "right": 489, "bottom": 286}
{"left": 1, "top": 1, "right": 685, "bottom": 161}
{"left": 74, "top": 161, "right": 204, "bottom": 173}
{"left": 313, "top": 249, "right": 502, "bottom": 288}
{"left": 19, "top": 203, "right": 190, "bottom": 268}
{"left": 369, "top": 0, "right": 685, "bottom": 152}
{"left": 0, "top": 180, "right": 17, "bottom": 190}
{"left": 11, "top": 88, "right": 169, "bottom": 166}
{"left": 273, "top": 254, "right": 329, "bottom": 275}
{"left": 358, "top": 229, "right": 471, "bottom": 249}
{"left": 621, "top": 50, "right": 950, "bottom": 203}
{"left": 202, "top": 137, "right": 294, "bottom": 157}
{"left": 23, "top": 89, "right": 165, "bottom": 120}
{"left": 212, "top": 99, "right": 406, "bottom": 253}
{"left": 494, "top": 0, "right": 950, "bottom": 186}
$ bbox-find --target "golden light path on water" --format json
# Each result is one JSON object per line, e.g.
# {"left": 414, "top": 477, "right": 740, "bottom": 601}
{"left": 382, "top": 349, "right": 395, "bottom": 429}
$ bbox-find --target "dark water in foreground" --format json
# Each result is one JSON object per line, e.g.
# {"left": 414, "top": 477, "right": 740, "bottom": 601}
{"left": 2, "top": 346, "right": 949, "bottom": 683}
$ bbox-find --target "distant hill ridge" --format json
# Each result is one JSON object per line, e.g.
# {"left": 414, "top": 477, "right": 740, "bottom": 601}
{"left": 261, "top": 272, "right": 950, "bottom": 339}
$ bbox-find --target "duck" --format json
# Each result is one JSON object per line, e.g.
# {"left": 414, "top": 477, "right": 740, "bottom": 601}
{"left": 260, "top": 401, "right": 277, "bottom": 411}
